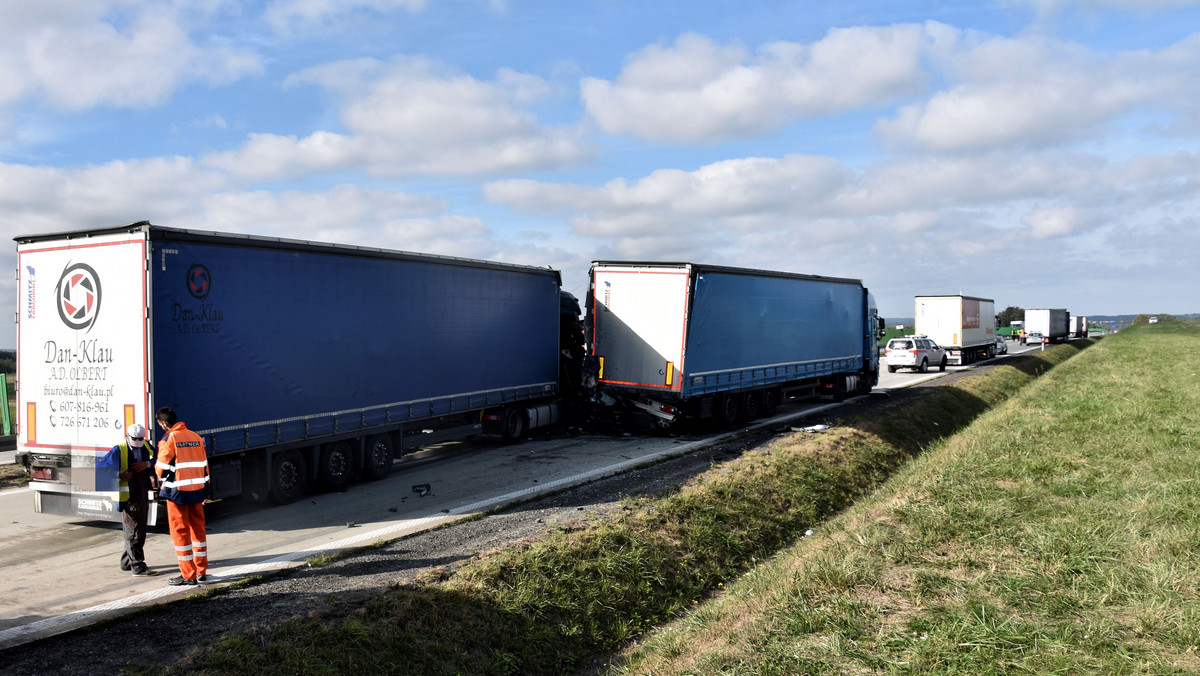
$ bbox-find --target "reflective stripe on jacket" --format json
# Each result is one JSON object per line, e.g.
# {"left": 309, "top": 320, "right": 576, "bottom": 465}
{"left": 100, "top": 441, "right": 132, "bottom": 504}
{"left": 112, "top": 440, "right": 131, "bottom": 504}
{"left": 156, "top": 422, "right": 209, "bottom": 505}
{"left": 100, "top": 440, "right": 156, "bottom": 509}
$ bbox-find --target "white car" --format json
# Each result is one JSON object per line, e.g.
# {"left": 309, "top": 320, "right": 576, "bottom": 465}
{"left": 884, "top": 335, "right": 948, "bottom": 373}
{"left": 994, "top": 335, "right": 1008, "bottom": 355}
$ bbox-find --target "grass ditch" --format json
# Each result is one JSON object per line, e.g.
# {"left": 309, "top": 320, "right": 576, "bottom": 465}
{"left": 158, "top": 339, "right": 1096, "bottom": 675}
{"left": 613, "top": 321, "right": 1200, "bottom": 674}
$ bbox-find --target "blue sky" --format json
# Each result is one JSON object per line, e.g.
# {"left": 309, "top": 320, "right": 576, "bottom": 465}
{"left": 3, "top": 0, "right": 1199, "bottom": 346}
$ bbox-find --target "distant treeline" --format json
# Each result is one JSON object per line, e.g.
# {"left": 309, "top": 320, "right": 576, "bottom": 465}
{"left": 0, "top": 350, "right": 13, "bottom": 375}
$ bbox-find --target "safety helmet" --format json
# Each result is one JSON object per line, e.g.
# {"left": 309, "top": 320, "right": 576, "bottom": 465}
{"left": 127, "top": 423, "right": 147, "bottom": 448}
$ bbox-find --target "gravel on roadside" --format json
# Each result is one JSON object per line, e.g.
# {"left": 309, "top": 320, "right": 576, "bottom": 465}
{"left": 0, "top": 374, "right": 973, "bottom": 675}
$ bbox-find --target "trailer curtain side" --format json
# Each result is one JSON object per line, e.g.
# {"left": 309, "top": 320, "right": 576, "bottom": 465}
{"left": 152, "top": 238, "right": 562, "bottom": 454}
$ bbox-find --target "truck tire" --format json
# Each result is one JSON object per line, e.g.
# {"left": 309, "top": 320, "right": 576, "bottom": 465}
{"left": 831, "top": 376, "right": 848, "bottom": 403}
{"left": 761, "top": 388, "right": 780, "bottom": 416}
{"left": 742, "top": 391, "right": 762, "bottom": 420}
{"left": 858, "top": 370, "right": 875, "bottom": 395}
{"left": 887, "top": 365, "right": 897, "bottom": 373}
{"left": 919, "top": 359, "right": 928, "bottom": 373}
{"left": 718, "top": 394, "right": 740, "bottom": 427}
{"left": 363, "top": 434, "right": 394, "bottom": 481}
{"left": 939, "top": 356, "right": 947, "bottom": 372}
{"left": 501, "top": 407, "right": 526, "bottom": 443}
{"left": 318, "top": 441, "right": 353, "bottom": 492}
{"left": 269, "top": 449, "right": 307, "bottom": 505}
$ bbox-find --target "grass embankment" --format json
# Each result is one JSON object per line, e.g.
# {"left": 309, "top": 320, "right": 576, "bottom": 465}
{"left": 160, "top": 328, "right": 1195, "bottom": 675}
{"left": 615, "top": 322, "right": 1200, "bottom": 674}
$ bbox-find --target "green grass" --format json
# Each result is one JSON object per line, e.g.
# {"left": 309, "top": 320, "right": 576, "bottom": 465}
{"left": 146, "top": 326, "right": 1200, "bottom": 675}
{"left": 613, "top": 321, "right": 1200, "bottom": 675}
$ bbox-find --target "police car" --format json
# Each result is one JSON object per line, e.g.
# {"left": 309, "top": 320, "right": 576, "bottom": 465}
{"left": 884, "top": 335, "right": 948, "bottom": 373}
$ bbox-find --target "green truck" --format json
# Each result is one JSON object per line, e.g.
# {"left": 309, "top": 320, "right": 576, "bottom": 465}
{"left": 997, "top": 320, "right": 1024, "bottom": 339}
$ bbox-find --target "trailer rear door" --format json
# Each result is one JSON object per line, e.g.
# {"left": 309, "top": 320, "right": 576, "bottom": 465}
{"left": 590, "top": 264, "right": 690, "bottom": 391}
{"left": 17, "top": 231, "right": 151, "bottom": 520}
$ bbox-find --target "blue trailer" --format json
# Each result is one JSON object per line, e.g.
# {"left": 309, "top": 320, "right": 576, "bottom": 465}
{"left": 587, "top": 262, "right": 883, "bottom": 427}
{"left": 15, "top": 222, "right": 576, "bottom": 520}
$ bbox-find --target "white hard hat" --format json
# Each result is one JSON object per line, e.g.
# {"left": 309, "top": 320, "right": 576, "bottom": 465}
{"left": 127, "top": 423, "right": 147, "bottom": 448}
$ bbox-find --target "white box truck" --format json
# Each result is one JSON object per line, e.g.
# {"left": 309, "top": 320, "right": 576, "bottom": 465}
{"left": 1070, "top": 315, "right": 1088, "bottom": 338}
{"left": 1024, "top": 308, "right": 1070, "bottom": 344}
{"left": 914, "top": 295, "right": 998, "bottom": 365}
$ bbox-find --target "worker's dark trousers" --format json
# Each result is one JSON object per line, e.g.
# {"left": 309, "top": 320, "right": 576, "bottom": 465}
{"left": 119, "top": 497, "right": 149, "bottom": 570}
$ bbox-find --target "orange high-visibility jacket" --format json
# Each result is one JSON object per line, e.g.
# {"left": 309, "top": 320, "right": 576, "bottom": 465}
{"left": 155, "top": 422, "right": 209, "bottom": 505}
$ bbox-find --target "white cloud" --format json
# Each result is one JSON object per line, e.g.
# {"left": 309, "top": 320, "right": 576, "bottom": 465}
{"left": 206, "top": 57, "right": 590, "bottom": 178}
{"left": 192, "top": 114, "right": 229, "bottom": 130}
{"left": 580, "top": 26, "right": 931, "bottom": 143}
{"left": 264, "top": 0, "right": 428, "bottom": 33}
{"left": 876, "top": 31, "right": 1200, "bottom": 152}
{"left": 194, "top": 184, "right": 444, "bottom": 233}
{"left": 1003, "top": 0, "right": 1200, "bottom": 15}
{"left": 483, "top": 146, "right": 1200, "bottom": 290}
{"left": 0, "top": 1, "right": 261, "bottom": 112}
{"left": 187, "top": 187, "right": 506, "bottom": 258}
{"left": 0, "top": 159, "right": 486, "bottom": 258}
{"left": 580, "top": 21, "right": 1200, "bottom": 152}
{"left": 202, "top": 131, "right": 362, "bottom": 181}
{"left": 0, "top": 157, "right": 230, "bottom": 237}
{"left": 1022, "top": 206, "right": 1086, "bottom": 238}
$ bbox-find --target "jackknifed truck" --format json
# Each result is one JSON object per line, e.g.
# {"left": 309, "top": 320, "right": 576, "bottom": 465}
{"left": 586, "top": 262, "right": 884, "bottom": 427}
{"left": 14, "top": 222, "right": 582, "bottom": 521}
{"left": 913, "top": 295, "right": 998, "bottom": 365}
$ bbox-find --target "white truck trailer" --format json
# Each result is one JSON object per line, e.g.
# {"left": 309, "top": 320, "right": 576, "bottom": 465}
{"left": 1025, "top": 308, "right": 1070, "bottom": 344}
{"left": 1070, "top": 315, "right": 1088, "bottom": 338}
{"left": 914, "top": 295, "right": 998, "bottom": 365}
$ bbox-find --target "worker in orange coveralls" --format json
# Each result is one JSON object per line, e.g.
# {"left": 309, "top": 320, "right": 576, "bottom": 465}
{"left": 154, "top": 406, "right": 211, "bottom": 586}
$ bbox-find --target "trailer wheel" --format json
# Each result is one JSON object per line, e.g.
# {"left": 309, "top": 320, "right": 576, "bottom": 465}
{"left": 742, "top": 391, "right": 762, "bottom": 420}
{"left": 501, "top": 407, "right": 526, "bottom": 443}
{"left": 269, "top": 449, "right": 306, "bottom": 505}
{"left": 762, "top": 389, "right": 780, "bottom": 416}
{"left": 718, "top": 394, "right": 740, "bottom": 427}
{"left": 858, "top": 370, "right": 875, "bottom": 395}
{"left": 830, "top": 376, "right": 848, "bottom": 403}
{"left": 318, "top": 441, "right": 353, "bottom": 492}
{"left": 363, "top": 434, "right": 394, "bottom": 481}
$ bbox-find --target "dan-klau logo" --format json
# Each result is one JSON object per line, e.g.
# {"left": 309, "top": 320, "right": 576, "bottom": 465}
{"left": 187, "top": 263, "right": 211, "bottom": 299}
{"left": 57, "top": 262, "right": 102, "bottom": 331}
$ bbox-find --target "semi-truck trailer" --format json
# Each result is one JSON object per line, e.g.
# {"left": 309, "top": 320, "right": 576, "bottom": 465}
{"left": 913, "top": 295, "right": 997, "bottom": 365}
{"left": 14, "top": 222, "right": 581, "bottom": 521}
{"left": 586, "top": 262, "right": 884, "bottom": 427}
{"left": 1070, "top": 315, "right": 1088, "bottom": 338}
{"left": 1024, "top": 308, "right": 1070, "bottom": 344}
